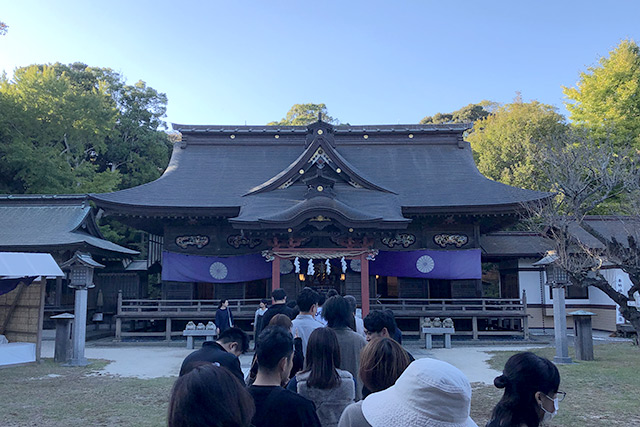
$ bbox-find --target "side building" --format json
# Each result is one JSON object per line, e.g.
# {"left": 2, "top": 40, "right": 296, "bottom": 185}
{"left": 0, "top": 195, "right": 141, "bottom": 327}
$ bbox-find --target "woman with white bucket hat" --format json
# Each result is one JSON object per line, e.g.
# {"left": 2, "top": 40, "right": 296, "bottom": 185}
{"left": 338, "top": 357, "right": 478, "bottom": 427}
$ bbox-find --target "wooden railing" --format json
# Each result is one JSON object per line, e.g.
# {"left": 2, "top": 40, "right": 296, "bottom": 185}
{"left": 369, "top": 295, "right": 527, "bottom": 313}
{"left": 114, "top": 291, "right": 529, "bottom": 341}
{"left": 117, "top": 292, "right": 262, "bottom": 317}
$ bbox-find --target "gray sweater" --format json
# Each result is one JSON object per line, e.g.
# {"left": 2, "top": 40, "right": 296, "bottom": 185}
{"left": 296, "top": 369, "right": 356, "bottom": 427}
{"left": 332, "top": 327, "right": 367, "bottom": 400}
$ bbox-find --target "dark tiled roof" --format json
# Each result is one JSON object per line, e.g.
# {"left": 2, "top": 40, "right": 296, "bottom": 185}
{"left": 231, "top": 186, "right": 410, "bottom": 229}
{"left": 480, "top": 232, "right": 551, "bottom": 257}
{"left": 91, "top": 122, "right": 550, "bottom": 216}
{"left": 0, "top": 195, "right": 138, "bottom": 255}
{"left": 480, "top": 217, "right": 640, "bottom": 257}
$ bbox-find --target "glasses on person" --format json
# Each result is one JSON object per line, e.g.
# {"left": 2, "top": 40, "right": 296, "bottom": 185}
{"left": 546, "top": 391, "right": 566, "bottom": 402}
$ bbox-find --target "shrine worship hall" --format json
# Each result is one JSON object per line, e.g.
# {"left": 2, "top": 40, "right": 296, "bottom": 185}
{"left": 90, "top": 118, "right": 550, "bottom": 341}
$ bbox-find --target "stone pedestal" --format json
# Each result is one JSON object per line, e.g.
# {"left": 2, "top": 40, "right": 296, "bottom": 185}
{"left": 570, "top": 310, "right": 595, "bottom": 361}
{"left": 51, "top": 313, "right": 74, "bottom": 364}
{"left": 552, "top": 287, "right": 572, "bottom": 364}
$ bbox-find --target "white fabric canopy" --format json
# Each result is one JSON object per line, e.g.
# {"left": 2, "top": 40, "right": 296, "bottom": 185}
{"left": 0, "top": 252, "right": 64, "bottom": 279}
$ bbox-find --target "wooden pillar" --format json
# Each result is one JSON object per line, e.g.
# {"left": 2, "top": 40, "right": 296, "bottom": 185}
{"left": 271, "top": 256, "right": 281, "bottom": 291}
{"left": 165, "top": 317, "right": 172, "bottom": 342}
{"left": 361, "top": 255, "right": 370, "bottom": 316}
{"left": 55, "top": 277, "right": 63, "bottom": 307}
{"left": 36, "top": 279, "right": 46, "bottom": 362}
{"left": 472, "top": 316, "right": 479, "bottom": 340}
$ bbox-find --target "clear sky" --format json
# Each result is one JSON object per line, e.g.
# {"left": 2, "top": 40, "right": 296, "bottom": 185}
{"left": 1, "top": 1, "right": 639, "bottom": 129}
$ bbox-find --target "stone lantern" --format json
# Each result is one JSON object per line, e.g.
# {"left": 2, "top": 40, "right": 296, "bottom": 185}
{"left": 533, "top": 251, "right": 572, "bottom": 364}
{"left": 60, "top": 251, "right": 104, "bottom": 366}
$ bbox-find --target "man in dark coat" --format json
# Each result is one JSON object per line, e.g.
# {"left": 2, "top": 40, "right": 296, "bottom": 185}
{"left": 261, "top": 288, "right": 295, "bottom": 327}
{"left": 179, "top": 327, "right": 249, "bottom": 382}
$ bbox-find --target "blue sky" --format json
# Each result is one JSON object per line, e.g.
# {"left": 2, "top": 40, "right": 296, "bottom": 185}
{"left": 1, "top": 1, "right": 639, "bottom": 128}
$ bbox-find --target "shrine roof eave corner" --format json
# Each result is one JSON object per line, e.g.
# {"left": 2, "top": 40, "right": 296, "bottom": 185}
{"left": 89, "top": 195, "right": 241, "bottom": 218}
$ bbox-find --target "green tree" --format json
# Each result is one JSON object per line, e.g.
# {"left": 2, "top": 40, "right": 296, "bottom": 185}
{"left": 0, "top": 62, "right": 171, "bottom": 194}
{"left": 268, "top": 103, "right": 338, "bottom": 126}
{"left": 0, "top": 64, "right": 119, "bottom": 193}
{"left": 563, "top": 39, "right": 640, "bottom": 147}
{"left": 467, "top": 99, "right": 567, "bottom": 190}
{"left": 420, "top": 100, "right": 498, "bottom": 124}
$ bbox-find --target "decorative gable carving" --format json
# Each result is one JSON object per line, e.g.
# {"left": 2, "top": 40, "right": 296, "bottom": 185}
{"left": 245, "top": 120, "right": 395, "bottom": 196}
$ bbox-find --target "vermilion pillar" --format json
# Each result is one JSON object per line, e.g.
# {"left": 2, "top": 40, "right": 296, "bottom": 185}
{"left": 271, "top": 256, "right": 281, "bottom": 291}
{"left": 360, "top": 254, "right": 370, "bottom": 316}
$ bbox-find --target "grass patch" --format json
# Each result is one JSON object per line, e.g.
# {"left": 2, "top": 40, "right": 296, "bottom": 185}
{"left": 0, "top": 359, "right": 173, "bottom": 427}
{"left": 471, "top": 343, "right": 640, "bottom": 427}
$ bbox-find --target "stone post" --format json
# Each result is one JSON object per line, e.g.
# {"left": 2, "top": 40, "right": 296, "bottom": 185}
{"left": 552, "top": 287, "right": 572, "bottom": 364}
{"left": 69, "top": 287, "right": 89, "bottom": 366}
{"left": 51, "top": 313, "right": 74, "bottom": 363}
{"left": 569, "top": 310, "right": 595, "bottom": 361}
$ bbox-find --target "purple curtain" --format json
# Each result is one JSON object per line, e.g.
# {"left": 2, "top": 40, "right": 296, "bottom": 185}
{"left": 162, "top": 251, "right": 272, "bottom": 283}
{"left": 369, "top": 249, "right": 481, "bottom": 280}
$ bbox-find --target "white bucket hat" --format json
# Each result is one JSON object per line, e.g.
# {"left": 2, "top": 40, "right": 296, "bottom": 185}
{"left": 361, "top": 358, "right": 478, "bottom": 427}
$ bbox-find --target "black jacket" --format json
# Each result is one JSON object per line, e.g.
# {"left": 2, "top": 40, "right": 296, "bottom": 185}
{"left": 261, "top": 303, "right": 296, "bottom": 329}
{"left": 179, "top": 341, "right": 243, "bottom": 382}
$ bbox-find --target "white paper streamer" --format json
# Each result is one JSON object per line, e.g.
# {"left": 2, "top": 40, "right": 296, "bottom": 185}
{"left": 341, "top": 257, "right": 347, "bottom": 273}
{"left": 294, "top": 257, "right": 300, "bottom": 273}
{"left": 307, "top": 259, "right": 315, "bottom": 276}
{"left": 325, "top": 259, "right": 331, "bottom": 274}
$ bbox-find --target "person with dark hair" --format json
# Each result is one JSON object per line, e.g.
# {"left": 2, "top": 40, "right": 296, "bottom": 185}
{"left": 326, "top": 289, "right": 339, "bottom": 299}
{"left": 292, "top": 287, "right": 323, "bottom": 356}
{"left": 343, "top": 295, "right": 364, "bottom": 337}
{"left": 339, "top": 358, "right": 477, "bottom": 427}
{"left": 261, "top": 288, "right": 296, "bottom": 327}
{"left": 289, "top": 327, "right": 355, "bottom": 426}
{"left": 248, "top": 326, "right": 321, "bottom": 427}
{"left": 359, "top": 337, "right": 411, "bottom": 398}
{"left": 322, "top": 295, "right": 367, "bottom": 400}
{"left": 288, "top": 328, "right": 355, "bottom": 427}
{"left": 253, "top": 299, "right": 269, "bottom": 346}
{"left": 383, "top": 309, "right": 402, "bottom": 344}
{"left": 215, "top": 299, "right": 234, "bottom": 335}
{"left": 169, "top": 362, "right": 255, "bottom": 427}
{"left": 179, "top": 327, "right": 248, "bottom": 381}
{"left": 362, "top": 311, "right": 395, "bottom": 342}
{"left": 486, "top": 352, "right": 563, "bottom": 427}
{"left": 247, "top": 314, "right": 304, "bottom": 385}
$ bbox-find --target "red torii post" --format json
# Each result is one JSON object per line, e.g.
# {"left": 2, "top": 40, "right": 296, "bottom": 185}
{"left": 271, "top": 255, "right": 281, "bottom": 291}
{"left": 360, "top": 254, "right": 370, "bottom": 317}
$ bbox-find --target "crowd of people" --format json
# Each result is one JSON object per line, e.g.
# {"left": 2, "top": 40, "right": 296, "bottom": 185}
{"left": 171, "top": 287, "right": 564, "bottom": 427}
